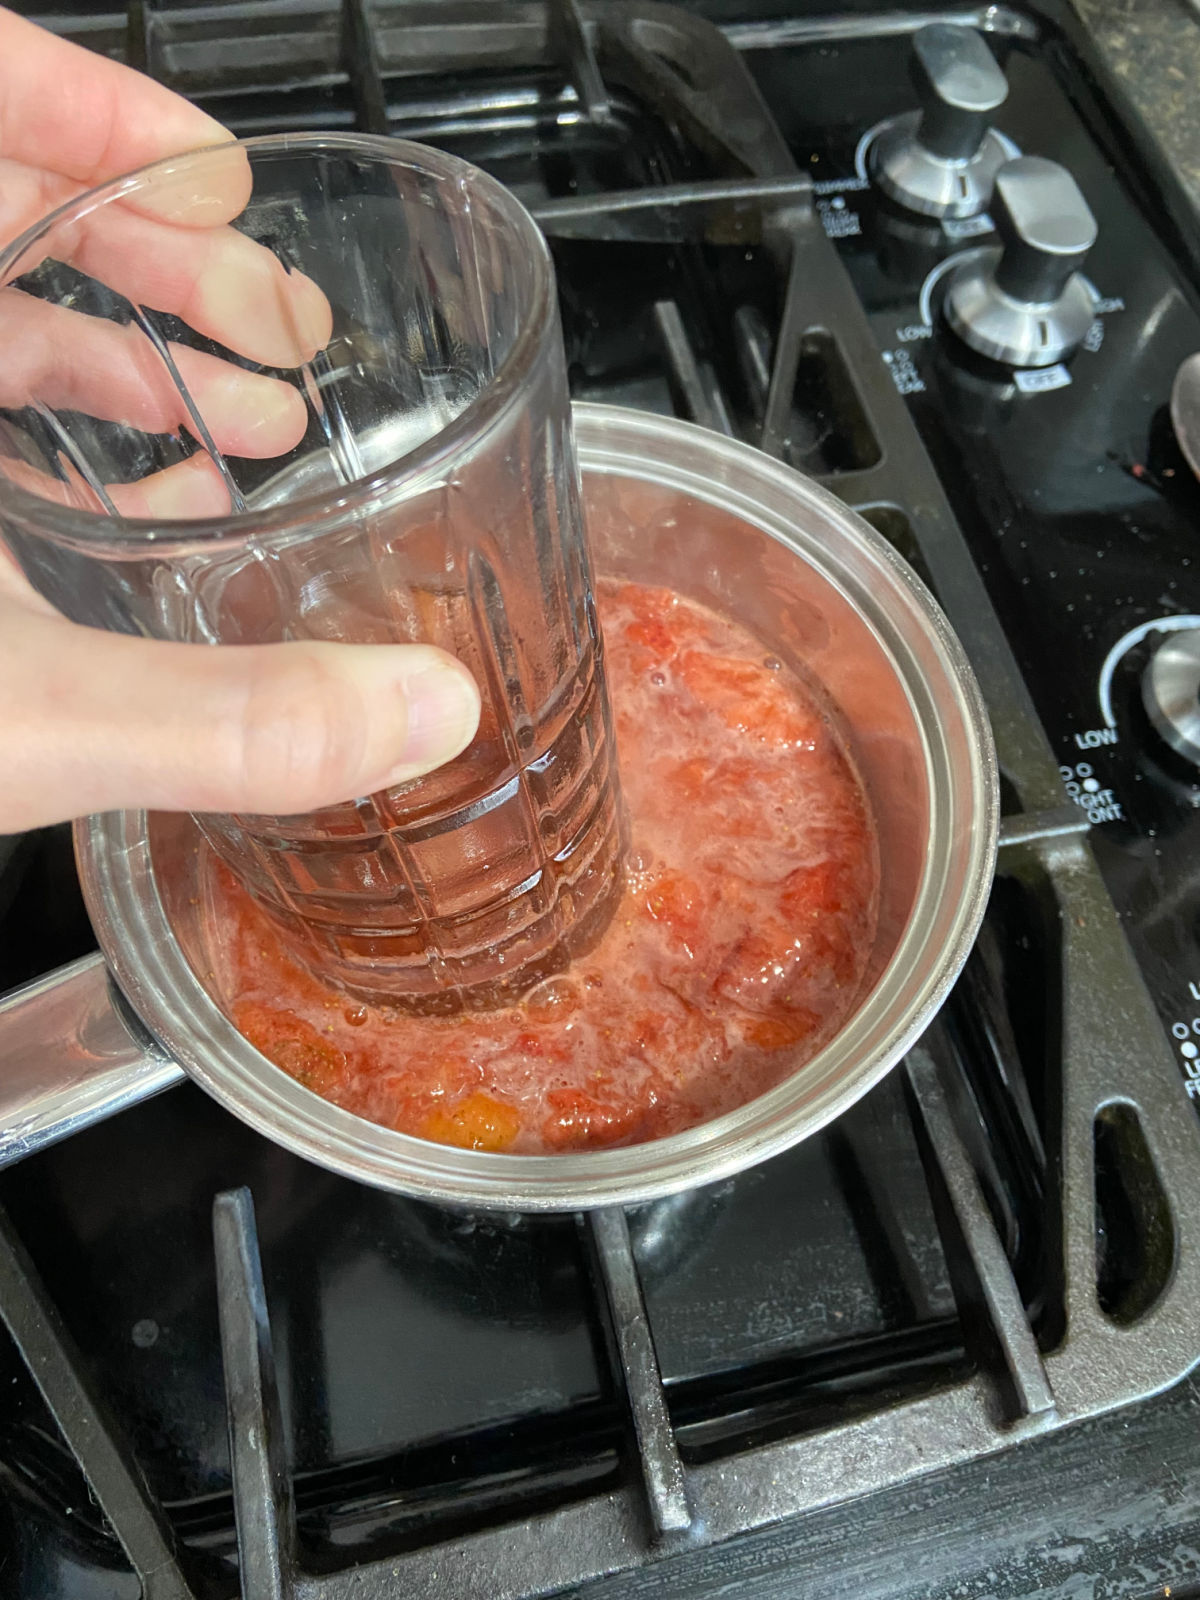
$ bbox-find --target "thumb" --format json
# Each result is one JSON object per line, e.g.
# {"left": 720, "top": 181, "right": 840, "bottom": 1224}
{"left": 0, "top": 602, "right": 481, "bottom": 832}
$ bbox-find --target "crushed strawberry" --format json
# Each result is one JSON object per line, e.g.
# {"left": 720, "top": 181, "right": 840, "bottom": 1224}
{"left": 234, "top": 1002, "right": 347, "bottom": 1095}
{"left": 675, "top": 650, "right": 822, "bottom": 749}
{"left": 215, "top": 580, "right": 878, "bottom": 1154}
{"left": 422, "top": 1093, "right": 521, "bottom": 1152}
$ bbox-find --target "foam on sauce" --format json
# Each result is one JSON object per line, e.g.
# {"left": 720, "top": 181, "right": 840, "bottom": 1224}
{"left": 207, "top": 580, "right": 880, "bottom": 1153}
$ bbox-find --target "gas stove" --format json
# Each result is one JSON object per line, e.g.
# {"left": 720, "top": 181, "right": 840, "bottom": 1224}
{"left": 5, "top": 4, "right": 1200, "bottom": 1598}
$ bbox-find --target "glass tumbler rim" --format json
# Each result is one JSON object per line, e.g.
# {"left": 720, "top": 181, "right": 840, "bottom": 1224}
{"left": 0, "top": 131, "right": 556, "bottom": 549}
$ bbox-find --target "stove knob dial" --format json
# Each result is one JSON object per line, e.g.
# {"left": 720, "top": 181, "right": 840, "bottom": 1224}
{"left": 945, "top": 157, "right": 1097, "bottom": 367}
{"left": 1170, "top": 352, "right": 1200, "bottom": 482}
{"left": 1143, "top": 630, "right": 1200, "bottom": 766}
{"left": 872, "top": 24, "right": 1009, "bottom": 219}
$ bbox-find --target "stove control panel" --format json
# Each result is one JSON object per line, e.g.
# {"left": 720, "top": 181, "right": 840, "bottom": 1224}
{"left": 944, "top": 157, "right": 1098, "bottom": 366}
{"left": 751, "top": 13, "right": 1200, "bottom": 1094}
{"left": 872, "top": 24, "right": 1009, "bottom": 220}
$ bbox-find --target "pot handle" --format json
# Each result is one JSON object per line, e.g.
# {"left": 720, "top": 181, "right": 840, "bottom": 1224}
{"left": 0, "top": 952, "right": 185, "bottom": 1168}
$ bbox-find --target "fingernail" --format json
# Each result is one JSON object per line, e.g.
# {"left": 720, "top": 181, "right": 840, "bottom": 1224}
{"left": 129, "top": 146, "right": 253, "bottom": 227}
{"left": 121, "top": 455, "right": 231, "bottom": 520}
{"left": 218, "top": 372, "right": 309, "bottom": 456}
{"left": 385, "top": 657, "right": 481, "bottom": 784}
{"left": 198, "top": 242, "right": 333, "bottom": 369}
{"left": 285, "top": 270, "right": 334, "bottom": 363}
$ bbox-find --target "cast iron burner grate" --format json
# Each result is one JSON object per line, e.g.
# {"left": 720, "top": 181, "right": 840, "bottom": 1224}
{"left": 3, "top": 3, "right": 1200, "bottom": 1598}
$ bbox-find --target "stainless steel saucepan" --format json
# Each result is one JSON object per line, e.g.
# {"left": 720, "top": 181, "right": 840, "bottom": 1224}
{"left": 0, "top": 405, "right": 998, "bottom": 1209}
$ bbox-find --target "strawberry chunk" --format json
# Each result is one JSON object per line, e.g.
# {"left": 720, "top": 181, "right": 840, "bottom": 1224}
{"left": 541, "top": 1087, "right": 650, "bottom": 1150}
{"left": 737, "top": 1010, "right": 821, "bottom": 1052}
{"left": 642, "top": 870, "right": 708, "bottom": 951}
{"left": 782, "top": 859, "right": 852, "bottom": 921}
{"left": 422, "top": 1093, "right": 521, "bottom": 1152}
{"left": 608, "top": 582, "right": 712, "bottom": 668}
{"left": 676, "top": 651, "right": 821, "bottom": 749}
{"left": 234, "top": 1002, "right": 346, "bottom": 1094}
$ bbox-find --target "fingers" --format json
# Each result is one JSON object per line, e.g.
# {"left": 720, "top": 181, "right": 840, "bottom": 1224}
{"left": 0, "top": 153, "right": 71, "bottom": 255}
{"left": 0, "top": 542, "right": 57, "bottom": 613}
{"left": 0, "top": 290, "right": 310, "bottom": 458}
{"left": 0, "top": 18, "right": 331, "bottom": 379}
{"left": 0, "top": 597, "right": 482, "bottom": 831}
{"left": 56, "top": 201, "right": 332, "bottom": 368}
{"left": 0, "top": 10, "right": 239, "bottom": 210}
{"left": 106, "top": 455, "right": 234, "bottom": 519}
{"left": 0, "top": 452, "right": 233, "bottom": 520}
{"left": 97, "top": 142, "right": 253, "bottom": 230}
{"left": 0, "top": 162, "right": 332, "bottom": 370}
{"left": 0, "top": 143, "right": 251, "bottom": 249}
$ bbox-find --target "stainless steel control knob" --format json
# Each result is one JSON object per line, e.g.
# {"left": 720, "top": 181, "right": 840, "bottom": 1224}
{"left": 1171, "top": 353, "right": 1200, "bottom": 482}
{"left": 872, "top": 24, "right": 1009, "bottom": 219}
{"left": 1143, "top": 630, "right": 1200, "bottom": 766}
{"left": 945, "top": 157, "right": 1098, "bottom": 366}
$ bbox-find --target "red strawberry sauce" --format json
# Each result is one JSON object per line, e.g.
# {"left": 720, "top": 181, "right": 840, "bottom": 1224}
{"left": 208, "top": 580, "right": 879, "bottom": 1154}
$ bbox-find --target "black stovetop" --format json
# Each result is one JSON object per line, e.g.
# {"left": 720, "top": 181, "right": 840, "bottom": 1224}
{"left": 6, "top": 4, "right": 1200, "bottom": 1598}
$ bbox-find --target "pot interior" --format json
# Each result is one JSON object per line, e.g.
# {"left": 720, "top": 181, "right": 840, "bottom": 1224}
{"left": 156, "top": 469, "right": 928, "bottom": 1090}
{"left": 82, "top": 404, "right": 993, "bottom": 1210}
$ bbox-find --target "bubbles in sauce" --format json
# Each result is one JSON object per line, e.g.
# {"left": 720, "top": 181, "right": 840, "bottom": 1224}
{"left": 208, "top": 581, "right": 880, "bottom": 1154}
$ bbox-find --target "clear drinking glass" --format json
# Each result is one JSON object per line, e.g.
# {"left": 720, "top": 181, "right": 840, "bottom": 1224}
{"left": 0, "top": 134, "right": 626, "bottom": 1011}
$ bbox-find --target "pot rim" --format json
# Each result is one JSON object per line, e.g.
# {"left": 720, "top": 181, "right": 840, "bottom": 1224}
{"left": 76, "top": 403, "right": 999, "bottom": 1210}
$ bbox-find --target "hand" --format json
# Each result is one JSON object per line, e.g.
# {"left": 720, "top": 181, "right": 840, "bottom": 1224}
{"left": 0, "top": 11, "right": 480, "bottom": 832}
{"left": 0, "top": 553, "right": 481, "bottom": 832}
{"left": 0, "top": 8, "right": 330, "bottom": 504}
